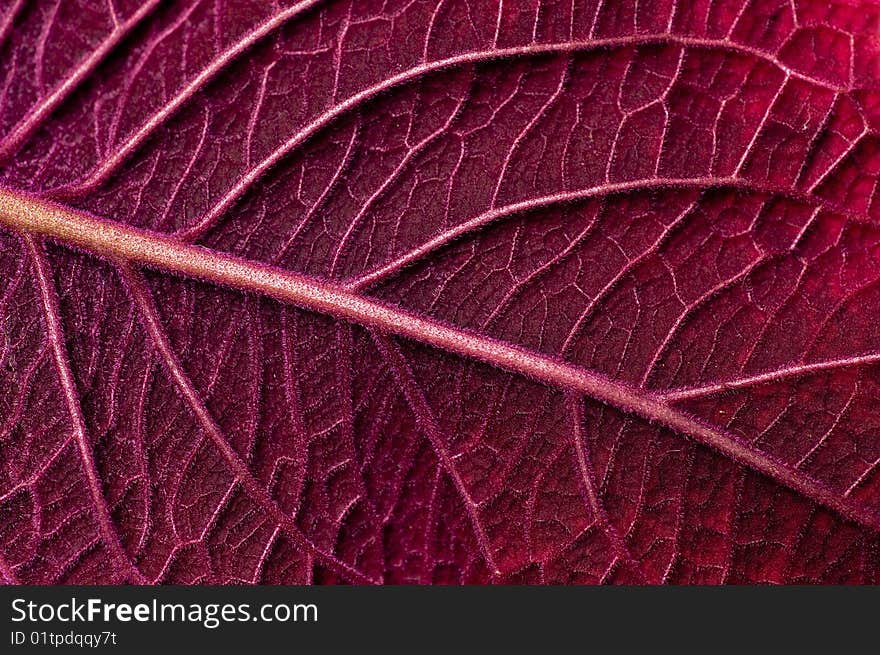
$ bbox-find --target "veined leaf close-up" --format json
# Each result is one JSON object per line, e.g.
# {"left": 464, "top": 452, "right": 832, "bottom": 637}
{"left": 1, "top": 0, "right": 880, "bottom": 585}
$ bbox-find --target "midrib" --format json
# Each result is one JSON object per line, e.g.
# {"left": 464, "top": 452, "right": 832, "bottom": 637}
{"left": 0, "top": 185, "right": 877, "bottom": 532}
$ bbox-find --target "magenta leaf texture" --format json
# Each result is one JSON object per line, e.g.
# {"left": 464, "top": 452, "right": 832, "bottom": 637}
{"left": 2, "top": 0, "right": 880, "bottom": 585}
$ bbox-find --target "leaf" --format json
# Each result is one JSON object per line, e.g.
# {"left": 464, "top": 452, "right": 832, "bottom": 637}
{"left": 1, "top": 0, "right": 880, "bottom": 585}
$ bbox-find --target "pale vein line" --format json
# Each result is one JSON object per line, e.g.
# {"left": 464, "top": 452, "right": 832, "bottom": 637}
{"left": 806, "top": 118, "right": 869, "bottom": 194}
{"left": 372, "top": 332, "right": 501, "bottom": 575}
{"left": 61, "top": 0, "right": 330, "bottom": 196}
{"left": 68, "top": 32, "right": 851, "bottom": 218}
{"left": 23, "top": 234, "right": 148, "bottom": 584}
{"left": 33, "top": 0, "right": 61, "bottom": 93}
{"left": 732, "top": 72, "right": 790, "bottom": 177}
{"left": 566, "top": 393, "right": 647, "bottom": 580}
{"left": 0, "top": 349, "right": 50, "bottom": 443}
{"left": 2, "top": 188, "right": 877, "bottom": 532}
{"left": 0, "top": 0, "right": 25, "bottom": 51}
{"left": 268, "top": 118, "right": 360, "bottom": 265}
{"left": 661, "top": 352, "right": 880, "bottom": 401}
{"left": 847, "top": 455, "right": 880, "bottom": 497}
{"left": 327, "top": 89, "right": 467, "bottom": 275}
{"left": 347, "top": 176, "right": 865, "bottom": 291}
{"left": 559, "top": 198, "right": 700, "bottom": 355}
{"left": 0, "top": 0, "right": 163, "bottom": 162}
{"left": 796, "top": 386, "right": 857, "bottom": 468}
{"left": 117, "top": 263, "right": 376, "bottom": 585}
{"left": 489, "top": 58, "right": 570, "bottom": 208}
{"left": 252, "top": 526, "right": 281, "bottom": 584}
{"left": 0, "top": 434, "right": 73, "bottom": 507}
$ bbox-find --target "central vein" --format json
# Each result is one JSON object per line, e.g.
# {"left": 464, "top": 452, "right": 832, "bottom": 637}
{"left": 0, "top": 186, "right": 875, "bottom": 530}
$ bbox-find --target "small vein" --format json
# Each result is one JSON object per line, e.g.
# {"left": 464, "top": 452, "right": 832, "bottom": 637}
{"left": 661, "top": 351, "right": 880, "bottom": 401}
{"left": 33, "top": 0, "right": 62, "bottom": 93}
{"left": 0, "top": 349, "right": 50, "bottom": 443}
{"left": 489, "top": 58, "right": 570, "bottom": 208}
{"left": 372, "top": 331, "right": 501, "bottom": 576}
{"left": 347, "top": 176, "right": 866, "bottom": 291}
{"left": 23, "top": 234, "right": 147, "bottom": 584}
{"left": 0, "top": 0, "right": 25, "bottom": 51}
{"left": 59, "top": 0, "right": 330, "bottom": 195}
{"left": 118, "top": 263, "right": 377, "bottom": 585}
{"left": 566, "top": 393, "right": 647, "bottom": 581}
{"left": 560, "top": 198, "right": 700, "bottom": 355}
{"left": 67, "top": 32, "right": 853, "bottom": 229}
{"left": 270, "top": 118, "right": 360, "bottom": 265}
{"left": 0, "top": 0, "right": 163, "bottom": 163}
{"left": 328, "top": 87, "right": 468, "bottom": 276}
{"left": 732, "top": 73, "right": 790, "bottom": 177}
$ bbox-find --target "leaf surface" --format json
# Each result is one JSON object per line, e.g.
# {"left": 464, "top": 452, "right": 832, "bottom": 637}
{"left": 2, "top": 0, "right": 880, "bottom": 584}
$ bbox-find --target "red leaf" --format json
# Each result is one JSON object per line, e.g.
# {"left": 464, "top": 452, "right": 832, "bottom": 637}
{"left": 1, "top": 0, "right": 880, "bottom": 584}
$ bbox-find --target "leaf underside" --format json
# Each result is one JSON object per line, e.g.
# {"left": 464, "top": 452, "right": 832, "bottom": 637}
{"left": 1, "top": 0, "right": 880, "bottom": 584}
